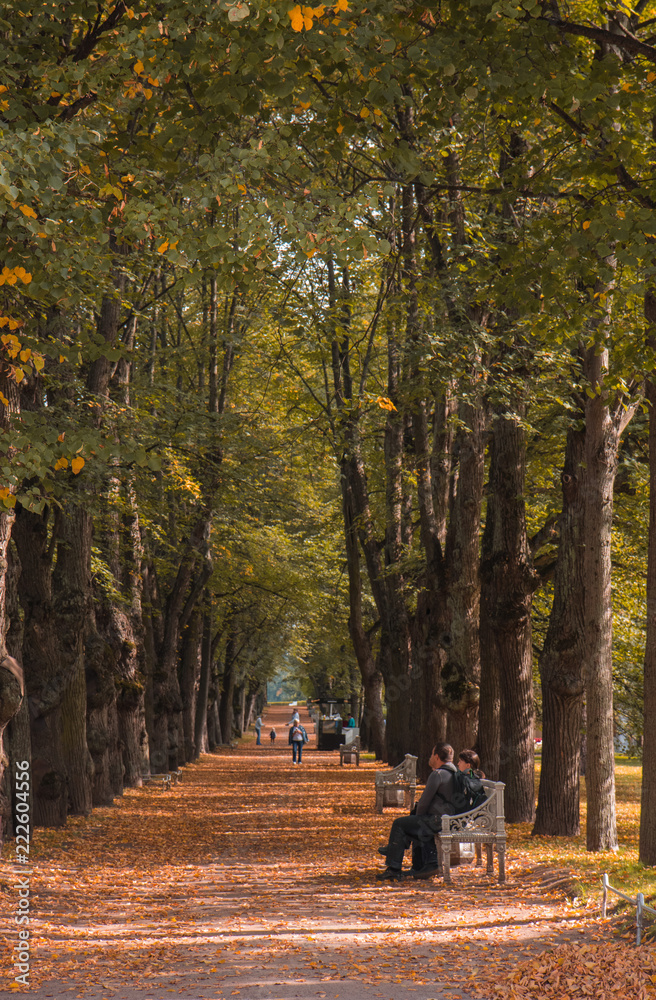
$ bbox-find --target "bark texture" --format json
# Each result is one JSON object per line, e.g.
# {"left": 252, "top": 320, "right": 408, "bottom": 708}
{"left": 479, "top": 414, "right": 538, "bottom": 821}
{"left": 533, "top": 429, "right": 586, "bottom": 837}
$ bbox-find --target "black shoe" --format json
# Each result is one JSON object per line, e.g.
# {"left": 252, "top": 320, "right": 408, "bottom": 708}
{"left": 412, "top": 863, "right": 441, "bottom": 879}
{"left": 377, "top": 845, "right": 389, "bottom": 857}
{"left": 376, "top": 867, "right": 406, "bottom": 881}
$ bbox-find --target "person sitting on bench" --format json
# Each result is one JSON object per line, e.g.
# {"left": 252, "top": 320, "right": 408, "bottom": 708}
{"left": 376, "top": 742, "right": 457, "bottom": 881}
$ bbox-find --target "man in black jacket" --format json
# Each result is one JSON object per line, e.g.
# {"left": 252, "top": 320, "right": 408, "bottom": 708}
{"left": 376, "top": 742, "right": 456, "bottom": 881}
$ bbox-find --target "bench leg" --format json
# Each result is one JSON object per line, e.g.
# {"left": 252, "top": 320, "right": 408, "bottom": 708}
{"left": 441, "top": 837, "right": 452, "bottom": 884}
{"left": 408, "top": 788, "right": 416, "bottom": 811}
{"left": 355, "top": 753, "right": 360, "bottom": 766}
{"left": 485, "top": 843, "right": 493, "bottom": 875}
{"left": 475, "top": 842, "right": 482, "bottom": 867}
{"left": 375, "top": 789, "right": 383, "bottom": 813}
{"left": 497, "top": 842, "right": 506, "bottom": 883}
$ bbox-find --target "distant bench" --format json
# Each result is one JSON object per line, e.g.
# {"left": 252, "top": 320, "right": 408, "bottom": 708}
{"left": 374, "top": 754, "right": 417, "bottom": 812}
{"left": 436, "top": 778, "right": 506, "bottom": 884}
{"left": 141, "top": 769, "right": 183, "bottom": 790}
{"left": 339, "top": 736, "right": 361, "bottom": 766}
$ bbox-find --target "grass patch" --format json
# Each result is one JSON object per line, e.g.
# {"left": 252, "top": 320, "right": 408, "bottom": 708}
{"left": 508, "top": 758, "right": 656, "bottom": 910}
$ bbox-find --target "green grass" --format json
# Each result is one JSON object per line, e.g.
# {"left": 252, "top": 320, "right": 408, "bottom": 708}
{"left": 508, "top": 759, "right": 656, "bottom": 906}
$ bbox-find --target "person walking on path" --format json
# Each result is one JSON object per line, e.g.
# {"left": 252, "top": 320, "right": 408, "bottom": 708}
{"left": 376, "top": 742, "right": 457, "bottom": 881}
{"left": 287, "top": 707, "right": 300, "bottom": 726}
{"left": 289, "top": 719, "right": 308, "bottom": 763}
{"left": 254, "top": 715, "right": 263, "bottom": 745}
{"left": 270, "top": 727, "right": 277, "bottom": 744}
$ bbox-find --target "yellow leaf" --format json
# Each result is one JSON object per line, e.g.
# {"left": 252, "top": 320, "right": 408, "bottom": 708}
{"left": 54, "top": 457, "right": 68, "bottom": 471}
{"left": 134, "top": 59, "right": 144, "bottom": 74}
{"left": 377, "top": 396, "right": 397, "bottom": 412}
{"left": 289, "top": 5, "right": 304, "bottom": 30}
{"left": 20, "top": 271, "right": 31, "bottom": 283}
{"left": 59, "top": 354, "right": 66, "bottom": 363}
{"left": 335, "top": 0, "right": 348, "bottom": 10}
{"left": 19, "top": 205, "right": 37, "bottom": 219}
{"left": 157, "top": 240, "right": 169, "bottom": 253}
{"left": 13, "top": 367, "right": 24, "bottom": 382}
{"left": 0, "top": 392, "right": 9, "bottom": 406}
{"left": 582, "top": 220, "right": 591, "bottom": 230}
{"left": 58, "top": 432, "right": 66, "bottom": 442}
{"left": 19, "top": 349, "right": 31, "bottom": 362}
{"left": 336, "top": 123, "right": 344, "bottom": 134}
{"left": 649, "top": 71, "right": 656, "bottom": 83}
{"left": 360, "top": 107, "right": 370, "bottom": 118}
{"left": 144, "top": 88, "right": 153, "bottom": 99}
{"left": 617, "top": 209, "right": 625, "bottom": 218}
{"left": 71, "top": 456, "right": 85, "bottom": 475}
{"left": 238, "top": 183, "right": 247, "bottom": 194}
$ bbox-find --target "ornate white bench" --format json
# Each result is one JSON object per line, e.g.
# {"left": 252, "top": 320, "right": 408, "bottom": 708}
{"left": 339, "top": 736, "right": 361, "bottom": 766}
{"left": 375, "top": 754, "right": 417, "bottom": 812}
{"left": 437, "top": 778, "right": 506, "bottom": 883}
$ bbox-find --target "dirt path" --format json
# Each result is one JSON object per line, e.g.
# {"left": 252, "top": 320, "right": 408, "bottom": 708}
{"left": 0, "top": 704, "right": 605, "bottom": 1000}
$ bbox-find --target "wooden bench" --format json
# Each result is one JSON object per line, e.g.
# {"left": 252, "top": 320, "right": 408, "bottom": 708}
{"left": 437, "top": 778, "right": 506, "bottom": 884}
{"left": 375, "top": 754, "right": 417, "bottom": 812}
{"left": 339, "top": 737, "right": 361, "bottom": 766}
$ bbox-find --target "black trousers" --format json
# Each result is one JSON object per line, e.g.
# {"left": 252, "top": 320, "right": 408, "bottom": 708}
{"left": 385, "top": 813, "right": 440, "bottom": 870}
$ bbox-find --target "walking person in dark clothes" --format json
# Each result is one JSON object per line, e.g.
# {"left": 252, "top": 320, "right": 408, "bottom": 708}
{"left": 376, "top": 742, "right": 457, "bottom": 881}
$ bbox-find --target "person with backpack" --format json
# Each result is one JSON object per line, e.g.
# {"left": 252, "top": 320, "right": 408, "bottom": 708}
{"left": 376, "top": 742, "right": 457, "bottom": 882}
{"left": 288, "top": 719, "right": 308, "bottom": 764}
{"left": 452, "top": 749, "right": 486, "bottom": 812}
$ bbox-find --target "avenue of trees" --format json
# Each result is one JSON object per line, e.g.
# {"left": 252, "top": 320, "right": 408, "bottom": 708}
{"left": 0, "top": 0, "right": 655, "bottom": 866}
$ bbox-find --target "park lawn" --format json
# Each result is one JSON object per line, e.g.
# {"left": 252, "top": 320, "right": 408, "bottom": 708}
{"left": 507, "top": 758, "right": 656, "bottom": 908}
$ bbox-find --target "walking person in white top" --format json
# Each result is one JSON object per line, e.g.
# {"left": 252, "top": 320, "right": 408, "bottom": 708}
{"left": 288, "top": 719, "right": 307, "bottom": 764}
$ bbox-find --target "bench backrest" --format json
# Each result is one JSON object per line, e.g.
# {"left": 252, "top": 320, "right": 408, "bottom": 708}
{"left": 375, "top": 753, "right": 418, "bottom": 786}
{"left": 440, "top": 778, "right": 505, "bottom": 835}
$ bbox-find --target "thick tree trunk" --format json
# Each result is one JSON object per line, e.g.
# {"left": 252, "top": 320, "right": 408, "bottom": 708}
{"left": 218, "top": 629, "right": 237, "bottom": 744}
{"left": 582, "top": 332, "right": 629, "bottom": 852}
{"left": 533, "top": 429, "right": 586, "bottom": 836}
{"left": 5, "top": 543, "right": 29, "bottom": 842}
{"left": 341, "top": 471, "right": 386, "bottom": 759}
{"left": 13, "top": 507, "right": 68, "bottom": 826}
{"left": 480, "top": 414, "right": 538, "bottom": 822}
{"left": 640, "top": 295, "right": 656, "bottom": 864}
{"left": 151, "top": 515, "right": 210, "bottom": 771}
{"left": 53, "top": 506, "right": 94, "bottom": 816}
{"left": 477, "top": 605, "right": 501, "bottom": 780}
{"left": 442, "top": 407, "right": 486, "bottom": 752}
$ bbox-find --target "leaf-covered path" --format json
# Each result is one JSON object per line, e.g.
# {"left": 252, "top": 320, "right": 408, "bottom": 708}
{"left": 0, "top": 705, "right": 616, "bottom": 1000}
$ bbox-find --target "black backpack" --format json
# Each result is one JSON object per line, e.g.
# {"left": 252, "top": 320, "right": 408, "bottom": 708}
{"left": 450, "top": 769, "right": 486, "bottom": 815}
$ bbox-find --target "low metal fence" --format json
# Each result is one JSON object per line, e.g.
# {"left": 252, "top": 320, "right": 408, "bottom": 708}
{"left": 601, "top": 873, "right": 656, "bottom": 945}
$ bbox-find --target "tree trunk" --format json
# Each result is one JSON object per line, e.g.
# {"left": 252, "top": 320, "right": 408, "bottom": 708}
{"left": 194, "top": 604, "right": 212, "bottom": 757}
{"left": 5, "top": 542, "right": 29, "bottom": 842}
{"left": 218, "top": 629, "right": 237, "bottom": 744}
{"left": 479, "top": 414, "right": 538, "bottom": 822}
{"left": 533, "top": 428, "right": 586, "bottom": 836}
{"left": 180, "top": 609, "right": 202, "bottom": 763}
{"left": 52, "top": 506, "right": 94, "bottom": 816}
{"left": 640, "top": 293, "right": 656, "bottom": 864}
{"left": 442, "top": 407, "right": 486, "bottom": 752}
{"left": 13, "top": 507, "right": 68, "bottom": 826}
{"left": 151, "top": 515, "right": 210, "bottom": 771}
{"left": 582, "top": 328, "right": 630, "bottom": 852}
{"left": 341, "top": 472, "right": 386, "bottom": 760}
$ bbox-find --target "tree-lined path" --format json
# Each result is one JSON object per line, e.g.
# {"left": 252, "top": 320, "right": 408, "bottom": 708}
{"left": 1, "top": 705, "right": 625, "bottom": 1000}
